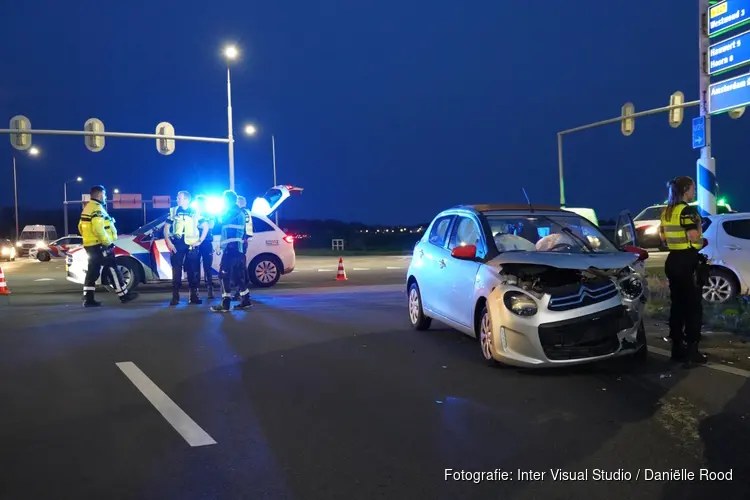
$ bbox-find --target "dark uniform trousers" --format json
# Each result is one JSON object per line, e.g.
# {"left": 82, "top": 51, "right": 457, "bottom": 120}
{"left": 170, "top": 239, "right": 200, "bottom": 292}
{"left": 665, "top": 248, "right": 703, "bottom": 345}
{"left": 85, "top": 244, "right": 127, "bottom": 296}
{"left": 198, "top": 239, "right": 214, "bottom": 287}
{"left": 220, "top": 246, "right": 249, "bottom": 296}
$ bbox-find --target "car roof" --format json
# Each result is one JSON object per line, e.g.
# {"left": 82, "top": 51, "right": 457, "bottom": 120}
{"left": 451, "top": 203, "right": 567, "bottom": 213}
{"left": 703, "top": 212, "right": 750, "bottom": 221}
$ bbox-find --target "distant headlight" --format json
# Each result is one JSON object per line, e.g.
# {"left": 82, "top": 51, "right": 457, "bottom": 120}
{"left": 617, "top": 275, "right": 644, "bottom": 301}
{"left": 36, "top": 241, "right": 46, "bottom": 248}
{"left": 1, "top": 248, "right": 9, "bottom": 255}
{"left": 16, "top": 241, "right": 22, "bottom": 247}
{"left": 644, "top": 225, "right": 659, "bottom": 235}
{"left": 503, "top": 291, "right": 538, "bottom": 317}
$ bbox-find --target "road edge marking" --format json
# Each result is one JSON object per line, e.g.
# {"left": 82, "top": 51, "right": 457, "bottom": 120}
{"left": 648, "top": 346, "right": 750, "bottom": 378}
{"left": 116, "top": 361, "right": 217, "bottom": 446}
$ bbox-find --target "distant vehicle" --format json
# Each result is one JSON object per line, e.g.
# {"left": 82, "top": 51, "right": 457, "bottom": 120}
{"left": 406, "top": 204, "right": 649, "bottom": 368}
{"left": 700, "top": 212, "right": 750, "bottom": 303}
{"left": 1, "top": 238, "right": 17, "bottom": 262}
{"left": 30, "top": 235, "right": 83, "bottom": 262}
{"left": 562, "top": 207, "right": 599, "bottom": 226}
{"left": 634, "top": 200, "right": 735, "bottom": 250}
{"left": 16, "top": 225, "right": 58, "bottom": 257}
{"left": 66, "top": 185, "right": 302, "bottom": 294}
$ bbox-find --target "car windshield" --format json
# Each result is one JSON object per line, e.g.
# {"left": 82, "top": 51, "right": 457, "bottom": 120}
{"left": 131, "top": 214, "right": 169, "bottom": 235}
{"left": 634, "top": 206, "right": 663, "bottom": 221}
{"left": 20, "top": 231, "right": 45, "bottom": 239}
{"left": 485, "top": 213, "right": 618, "bottom": 254}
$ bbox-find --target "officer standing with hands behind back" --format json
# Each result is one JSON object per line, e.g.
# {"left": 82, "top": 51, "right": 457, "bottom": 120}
{"left": 194, "top": 195, "right": 217, "bottom": 299}
{"left": 659, "top": 176, "right": 708, "bottom": 364}
{"left": 164, "top": 191, "right": 209, "bottom": 306}
{"left": 78, "top": 185, "right": 139, "bottom": 307}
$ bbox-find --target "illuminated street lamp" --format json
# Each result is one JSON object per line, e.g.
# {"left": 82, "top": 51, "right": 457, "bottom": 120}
{"left": 12, "top": 146, "right": 41, "bottom": 241}
{"left": 223, "top": 44, "right": 240, "bottom": 191}
{"left": 113, "top": 188, "right": 120, "bottom": 194}
{"left": 63, "top": 176, "right": 83, "bottom": 235}
{"left": 245, "top": 123, "right": 279, "bottom": 225}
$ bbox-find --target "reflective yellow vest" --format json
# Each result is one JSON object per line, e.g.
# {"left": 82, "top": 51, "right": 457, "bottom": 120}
{"left": 241, "top": 207, "right": 253, "bottom": 237}
{"left": 660, "top": 203, "right": 704, "bottom": 250}
{"left": 79, "top": 200, "right": 117, "bottom": 247}
{"left": 168, "top": 206, "right": 201, "bottom": 246}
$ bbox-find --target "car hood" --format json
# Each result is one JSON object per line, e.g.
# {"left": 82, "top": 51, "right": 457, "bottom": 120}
{"left": 487, "top": 251, "right": 639, "bottom": 271}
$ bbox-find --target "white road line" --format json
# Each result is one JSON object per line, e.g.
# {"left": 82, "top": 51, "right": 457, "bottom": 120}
{"left": 648, "top": 346, "right": 750, "bottom": 378}
{"left": 352, "top": 268, "right": 371, "bottom": 271}
{"left": 34, "top": 278, "right": 55, "bottom": 281}
{"left": 116, "top": 362, "right": 217, "bottom": 447}
{"left": 317, "top": 269, "right": 334, "bottom": 272}
{"left": 386, "top": 266, "right": 403, "bottom": 270}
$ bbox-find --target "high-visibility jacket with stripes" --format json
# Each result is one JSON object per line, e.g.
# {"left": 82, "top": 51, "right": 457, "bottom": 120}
{"left": 659, "top": 202, "right": 704, "bottom": 251}
{"left": 219, "top": 205, "right": 247, "bottom": 252}
{"left": 79, "top": 200, "right": 117, "bottom": 247}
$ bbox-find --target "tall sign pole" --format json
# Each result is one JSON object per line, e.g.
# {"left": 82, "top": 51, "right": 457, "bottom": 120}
{"left": 699, "top": 0, "right": 717, "bottom": 216}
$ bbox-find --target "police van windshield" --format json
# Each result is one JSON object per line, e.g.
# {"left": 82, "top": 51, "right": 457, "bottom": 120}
{"left": 20, "top": 231, "right": 45, "bottom": 240}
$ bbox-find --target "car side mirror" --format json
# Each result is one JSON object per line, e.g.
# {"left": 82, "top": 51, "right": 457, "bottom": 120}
{"left": 451, "top": 244, "right": 477, "bottom": 260}
{"left": 622, "top": 244, "right": 649, "bottom": 261}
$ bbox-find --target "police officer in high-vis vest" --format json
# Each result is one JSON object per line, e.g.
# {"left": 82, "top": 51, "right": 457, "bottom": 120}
{"left": 659, "top": 176, "right": 708, "bottom": 364}
{"left": 211, "top": 190, "right": 253, "bottom": 312}
{"left": 233, "top": 195, "right": 254, "bottom": 299}
{"left": 78, "top": 185, "right": 139, "bottom": 307}
{"left": 164, "top": 191, "right": 209, "bottom": 306}
{"left": 194, "top": 195, "right": 217, "bottom": 299}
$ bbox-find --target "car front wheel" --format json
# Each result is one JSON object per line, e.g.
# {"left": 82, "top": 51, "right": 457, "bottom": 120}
{"left": 477, "top": 305, "right": 497, "bottom": 364}
{"left": 407, "top": 282, "right": 431, "bottom": 330}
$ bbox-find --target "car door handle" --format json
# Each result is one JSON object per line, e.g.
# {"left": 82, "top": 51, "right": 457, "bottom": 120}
{"left": 724, "top": 245, "right": 741, "bottom": 251}
{"left": 438, "top": 259, "right": 446, "bottom": 268}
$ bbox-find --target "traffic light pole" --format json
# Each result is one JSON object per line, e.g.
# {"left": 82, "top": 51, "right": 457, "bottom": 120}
{"left": 697, "top": 0, "right": 717, "bottom": 216}
{"left": 0, "top": 128, "right": 230, "bottom": 144}
{"left": 556, "top": 100, "right": 700, "bottom": 207}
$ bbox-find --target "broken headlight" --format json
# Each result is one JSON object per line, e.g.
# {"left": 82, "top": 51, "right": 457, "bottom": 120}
{"left": 617, "top": 275, "right": 643, "bottom": 301}
{"left": 503, "top": 291, "right": 538, "bottom": 316}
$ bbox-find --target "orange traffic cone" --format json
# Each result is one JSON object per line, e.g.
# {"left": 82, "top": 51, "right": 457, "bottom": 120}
{"left": 0, "top": 266, "right": 10, "bottom": 295}
{"left": 336, "top": 257, "right": 347, "bottom": 281}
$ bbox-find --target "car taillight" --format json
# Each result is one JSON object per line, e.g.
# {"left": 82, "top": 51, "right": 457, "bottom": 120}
{"left": 283, "top": 235, "right": 294, "bottom": 244}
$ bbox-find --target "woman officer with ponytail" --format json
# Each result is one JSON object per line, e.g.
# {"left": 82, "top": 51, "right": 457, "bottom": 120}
{"left": 659, "top": 176, "right": 708, "bottom": 364}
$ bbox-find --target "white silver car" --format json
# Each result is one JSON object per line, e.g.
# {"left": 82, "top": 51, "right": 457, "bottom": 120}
{"left": 700, "top": 212, "right": 750, "bottom": 303}
{"left": 406, "top": 204, "right": 650, "bottom": 368}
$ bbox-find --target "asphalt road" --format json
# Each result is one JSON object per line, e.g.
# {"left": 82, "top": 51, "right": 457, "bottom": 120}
{"left": 1, "top": 255, "right": 749, "bottom": 499}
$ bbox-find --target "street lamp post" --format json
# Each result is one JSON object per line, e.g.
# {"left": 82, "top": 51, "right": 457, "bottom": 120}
{"left": 63, "top": 176, "right": 83, "bottom": 235}
{"left": 12, "top": 146, "right": 40, "bottom": 241}
{"left": 244, "top": 124, "right": 279, "bottom": 225}
{"left": 223, "top": 45, "right": 239, "bottom": 191}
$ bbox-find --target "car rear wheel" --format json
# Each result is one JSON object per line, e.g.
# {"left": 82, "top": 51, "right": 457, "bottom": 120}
{"left": 249, "top": 255, "right": 282, "bottom": 287}
{"left": 38, "top": 251, "right": 51, "bottom": 262}
{"left": 408, "top": 282, "right": 431, "bottom": 330}
{"left": 702, "top": 268, "right": 738, "bottom": 303}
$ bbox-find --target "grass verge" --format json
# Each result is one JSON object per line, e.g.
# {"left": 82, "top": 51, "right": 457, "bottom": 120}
{"left": 295, "top": 248, "right": 410, "bottom": 257}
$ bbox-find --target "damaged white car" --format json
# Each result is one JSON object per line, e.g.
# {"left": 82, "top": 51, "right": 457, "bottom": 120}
{"left": 406, "top": 204, "right": 649, "bottom": 368}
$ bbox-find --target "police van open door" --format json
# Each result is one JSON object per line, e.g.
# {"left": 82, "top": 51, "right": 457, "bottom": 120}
{"left": 614, "top": 210, "right": 637, "bottom": 248}
{"left": 251, "top": 185, "right": 304, "bottom": 218}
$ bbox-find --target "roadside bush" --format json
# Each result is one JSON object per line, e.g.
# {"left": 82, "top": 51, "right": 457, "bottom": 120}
{"left": 645, "top": 269, "right": 750, "bottom": 335}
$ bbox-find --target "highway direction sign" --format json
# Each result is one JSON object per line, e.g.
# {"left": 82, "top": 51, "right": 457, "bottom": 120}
{"left": 113, "top": 193, "right": 142, "bottom": 209}
{"left": 708, "top": 29, "right": 750, "bottom": 74}
{"left": 692, "top": 116, "right": 706, "bottom": 149}
{"left": 708, "top": 0, "right": 750, "bottom": 37}
{"left": 708, "top": 71, "right": 750, "bottom": 113}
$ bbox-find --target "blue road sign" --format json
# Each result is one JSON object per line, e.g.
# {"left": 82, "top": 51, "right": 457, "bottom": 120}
{"left": 708, "top": 0, "right": 750, "bottom": 37}
{"left": 708, "top": 71, "right": 750, "bottom": 114}
{"left": 709, "top": 29, "right": 750, "bottom": 74}
{"left": 692, "top": 117, "right": 706, "bottom": 149}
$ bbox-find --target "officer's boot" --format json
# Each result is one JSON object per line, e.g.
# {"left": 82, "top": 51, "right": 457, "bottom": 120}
{"left": 670, "top": 340, "right": 687, "bottom": 362}
{"left": 120, "top": 291, "right": 139, "bottom": 303}
{"left": 234, "top": 292, "right": 253, "bottom": 310}
{"left": 206, "top": 282, "right": 214, "bottom": 299}
{"left": 189, "top": 288, "right": 202, "bottom": 305}
{"left": 83, "top": 290, "right": 101, "bottom": 308}
{"left": 685, "top": 342, "right": 708, "bottom": 364}
{"left": 169, "top": 291, "right": 180, "bottom": 306}
{"left": 211, "top": 296, "right": 231, "bottom": 313}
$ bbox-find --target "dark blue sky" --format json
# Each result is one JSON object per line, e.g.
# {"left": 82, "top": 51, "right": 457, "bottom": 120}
{"left": 2, "top": 1, "right": 749, "bottom": 225}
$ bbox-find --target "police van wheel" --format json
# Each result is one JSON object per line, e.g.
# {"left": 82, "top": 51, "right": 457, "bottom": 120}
{"left": 104, "top": 259, "right": 141, "bottom": 294}
{"left": 249, "top": 255, "right": 282, "bottom": 288}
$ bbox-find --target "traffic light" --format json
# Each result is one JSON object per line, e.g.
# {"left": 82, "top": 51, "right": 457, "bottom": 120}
{"left": 9, "top": 115, "right": 32, "bottom": 151}
{"left": 84, "top": 118, "right": 105, "bottom": 152}
{"left": 669, "top": 91, "right": 684, "bottom": 128}
{"left": 156, "top": 122, "right": 176, "bottom": 155}
{"left": 621, "top": 102, "right": 635, "bottom": 136}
